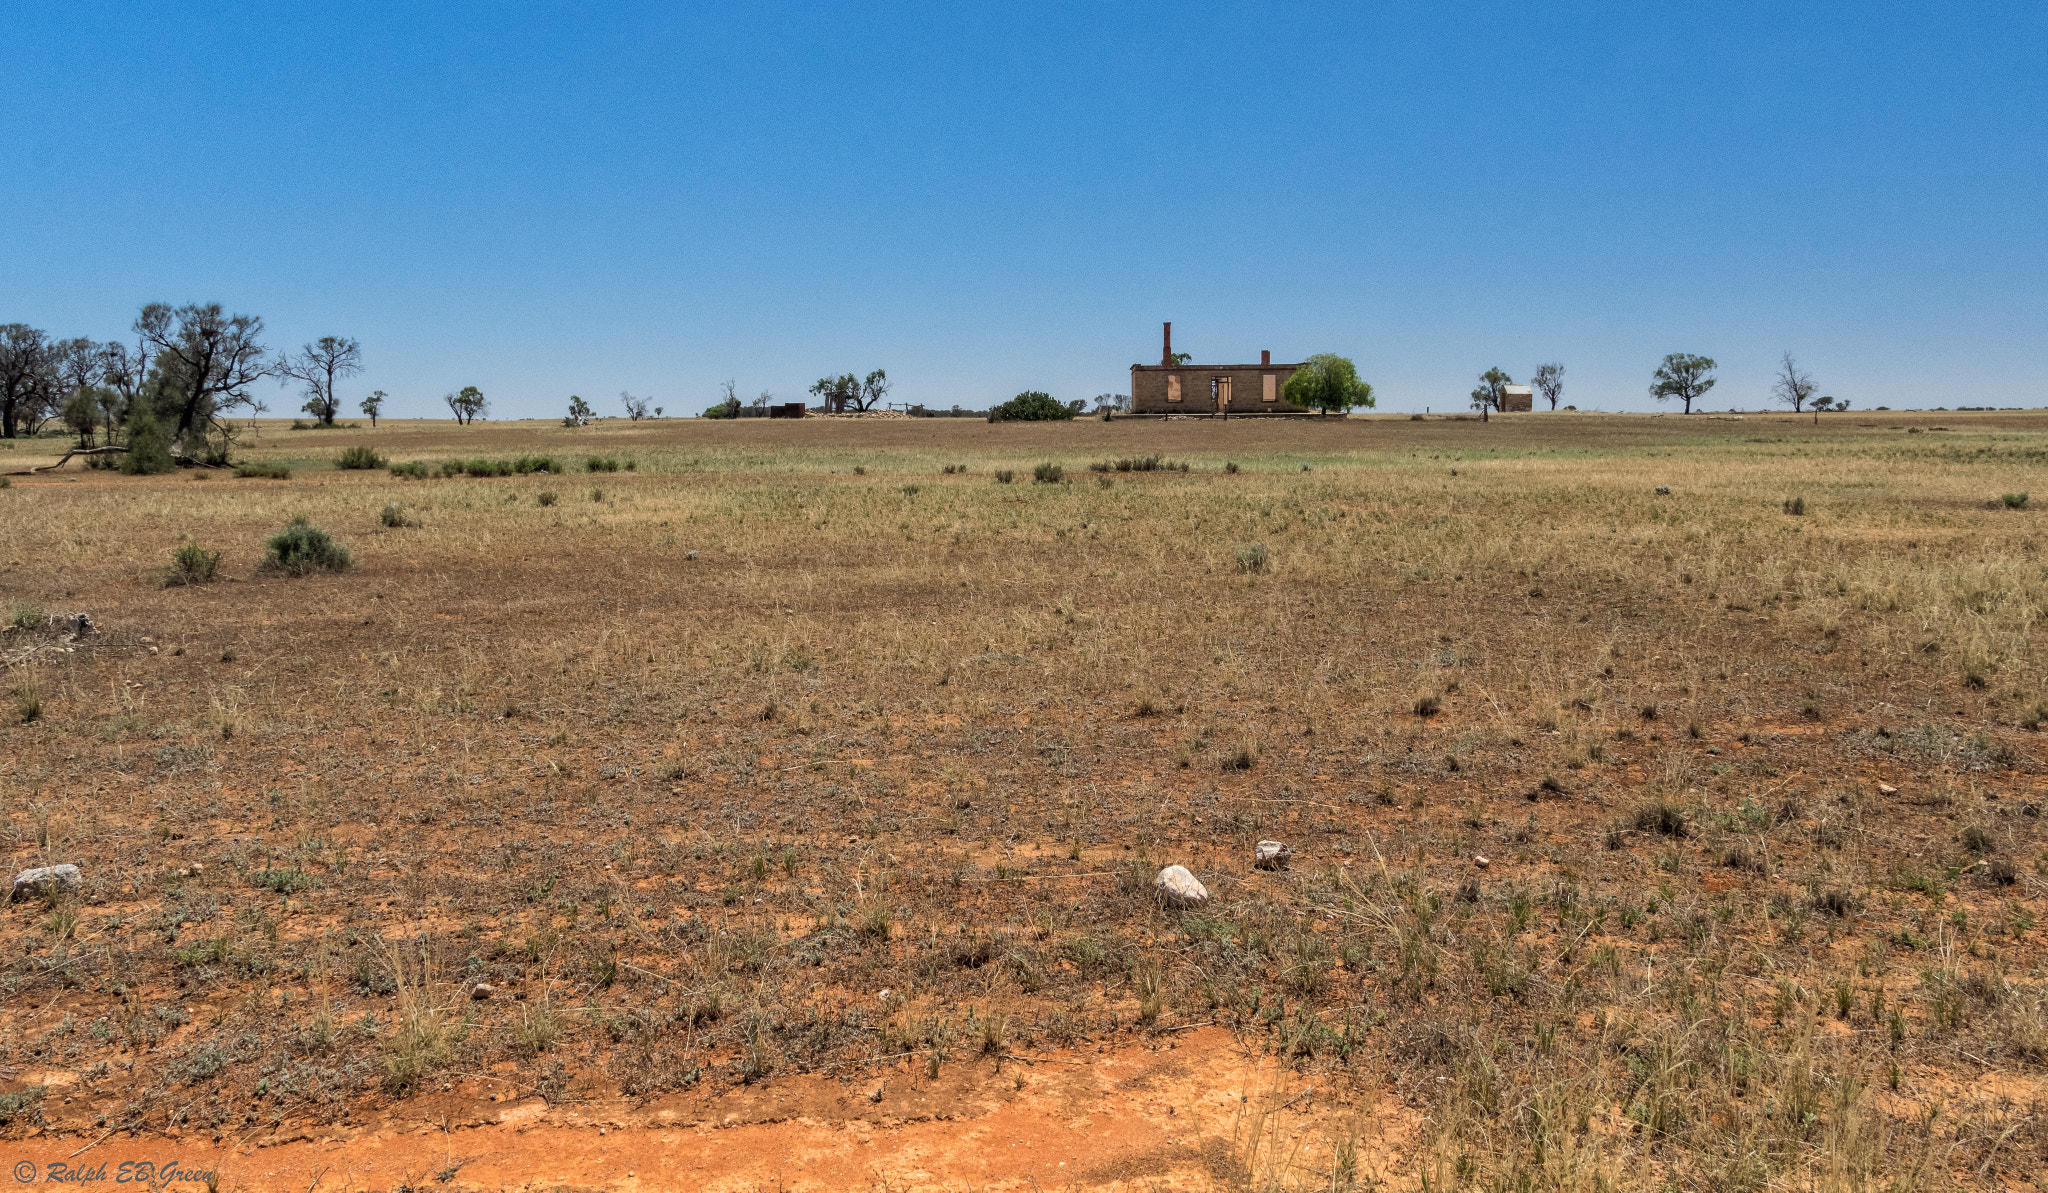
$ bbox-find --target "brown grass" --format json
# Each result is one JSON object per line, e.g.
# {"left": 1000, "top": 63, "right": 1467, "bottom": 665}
{"left": 3, "top": 410, "right": 2048, "bottom": 1184}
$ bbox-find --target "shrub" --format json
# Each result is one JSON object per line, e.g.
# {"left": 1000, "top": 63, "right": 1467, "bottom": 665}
{"left": 260, "top": 518, "right": 352, "bottom": 576}
{"left": 1224, "top": 461, "right": 1240, "bottom": 474}
{"left": 335, "top": 445, "right": 387, "bottom": 470}
{"left": 994, "top": 469, "right": 1014, "bottom": 484}
{"left": 1782, "top": 496, "right": 1806, "bottom": 516}
{"left": 2002, "top": 492, "right": 2030, "bottom": 509}
{"left": 989, "top": 391, "right": 1078, "bottom": 422}
{"left": 941, "top": 464, "right": 967, "bottom": 474}
{"left": 589, "top": 487, "right": 604, "bottom": 503}
{"left": 120, "top": 403, "right": 177, "bottom": 475}
{"left": 537, "top": 490, "right": 558, "bottom": 507}
{"left": 379, "top": 502, "right": 419, "bottom": 528}
{"left": 1634, "top": 801, "right": 1688, "bottom": 838}
{"left": 163, "top": 544, "right": 221, "bottom": 587}
{"left": 387, "top": 461, "right": 430, "bottom": 479}
{"left": 586, "top": 456, "right": 621, "bottom": 473}
{"left": 1234, "top": 543, "right": 1269, "bottom": 574}
{"left": 1032, "top": 462, "right": 1064, "bottom": 484}
{"left": 234, "top": 461, "right": 292, "bottom": 480}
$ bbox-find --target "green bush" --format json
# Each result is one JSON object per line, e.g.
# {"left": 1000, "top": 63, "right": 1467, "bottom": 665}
{"left": 2002, "top": 492, "right": 2029, "bottom": 509}
{"left": 994, "top": 469, "right": 1014, "bottom": 484}
{"left": 119, "top": 403, "right": 177, "bottom": 475}
{"left": 260, "top": 518, "right": 352, "bottom": 576}
{"left": 234, "top": 461, "right": 292, "bottom": 480}
{"left": 387, "top": 461, "right": 430, "bottom": 479}
{"left": 989, "top": 391, "right": 1079, "bottom": 422}
{"left": 335, "top": 445, "right": 387, "bottom": 470}
{"left": 586, "top": 456, "right": 620, "bottom": 473}
{"left": 537, "top": 490, "right": 559, "bottom": 507}
{"left": 379, "top": 502, "right": 419, "bottom": 528}
{"left": 1032, "top": 462, "right": 1064, "bottom": 484}
{"left": 1234, "top": 543, "right": 1269, "bottom": 574}
{"left": 1089, "top": 456, "right": 1185, "bottom": 474}
{"left": 163, "top": 544, "right": 222, "bottom": 587}
{"left": 433, "top": 456, "right": 556, "bottom": 478}
{"left": 1783, "top": 496, "right": 1806, "bottom": 516}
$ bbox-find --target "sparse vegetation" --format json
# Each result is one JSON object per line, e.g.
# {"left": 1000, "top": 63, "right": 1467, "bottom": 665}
{"left": 335, "top": 445, "right": 387, "bottom": 470}
{"left": 3, "top": 411, "right": 2046, "bottom": 1187}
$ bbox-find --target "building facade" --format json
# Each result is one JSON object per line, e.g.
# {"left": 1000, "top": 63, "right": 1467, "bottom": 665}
{"left": 1130, "top": 323, "right": 1306, "bottom": 415}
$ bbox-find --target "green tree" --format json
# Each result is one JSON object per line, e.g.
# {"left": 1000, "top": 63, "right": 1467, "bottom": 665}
{"left": 1470, "top": 367, "right": 1512, "bottom": 420}
{"left": 1532, "top": 362, "right": 1564, "bottom": 410}
{"left": 444, "top": 385, "right": 488, "bottom": 424}
{"left": 809, "top": 369, "right": 890, "bottom": 413}
{"left": 565, "top": 394, "right": 595, "bottom": 426}
{"left": 361, "top": 390, "right": 387, "bottom": 427}
{"left": 62, "top": 387, "right": 107, "bottom": 446}
{"left": 1649, "top": 353, "right": 1717, "bottom": 414}
{"left": 1282, "top": 354, "right": 1375, "bottom": 413}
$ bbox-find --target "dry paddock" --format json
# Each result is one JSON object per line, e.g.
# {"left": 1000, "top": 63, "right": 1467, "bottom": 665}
{"left": 3, "top": 410, "right": 2048, "bottom": 1190}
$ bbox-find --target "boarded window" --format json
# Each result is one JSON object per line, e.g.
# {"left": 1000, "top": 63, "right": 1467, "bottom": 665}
{"left": 1167, "top": 374, "right": 1181, "bottom": 402}
{"left": 1262, "top": 373, "right": 1277, "bottom": 402}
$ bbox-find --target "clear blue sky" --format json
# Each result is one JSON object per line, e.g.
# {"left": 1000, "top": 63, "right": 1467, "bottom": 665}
{"left": 4, "top": 1, "right": 2043, "bottom": 416}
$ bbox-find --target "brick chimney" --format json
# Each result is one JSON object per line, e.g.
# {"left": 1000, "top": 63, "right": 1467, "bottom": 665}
{"left": 1162, "top": 322, "right": 1172, "bottom": 366}
{"left": 1261, "top": 350, "right": 1270, "bottom": 366}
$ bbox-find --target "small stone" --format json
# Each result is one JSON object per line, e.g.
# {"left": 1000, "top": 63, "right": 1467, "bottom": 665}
{"left": 685, "top": 550, "right": 699, "bottom": 561}
{"left": 190, "top": 863, "right": 205, "bottom": 874}
{"left": 1253, "top": 841, "right": 1292, "bottom": 871}
{"left": 11, "top": 864, "right": 81, "bottom": 902}
{"left": 1153, "top": 865, "right": 1209, "bottom": 908}
{"left": 470, "top": 983, "right": 495, "bottom": 1001}
{"left": 867, "top": 1080, "right": 887, "bottom": 1103}
{"left": 1877, "top": 783, "right": 1898, "bottom": 796}
{"left": 1473, "top": 855, "right": 1490, "bottom": 869}
{"left": 1655, "top": 486, "right": 1671, "bottom": 495}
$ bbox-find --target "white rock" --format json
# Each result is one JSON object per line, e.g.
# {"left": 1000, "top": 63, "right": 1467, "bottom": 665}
{"left": 11, "top": 864, "right": 81, "bottom": 902}
{"left": 1877, "top": 782, "right": 1899, "bottom": 796}
{"left": 1253, "top": 841, "right": 1292, "bottom": 871}
{"left": 1153, "top": 865, "right": 1209, "bottom": 908}
{"left": 470, "top": 982, "right": 495, "bottom": 1001}
{"left": 1473, "top": 855, "right": 1491, "bottom": 869}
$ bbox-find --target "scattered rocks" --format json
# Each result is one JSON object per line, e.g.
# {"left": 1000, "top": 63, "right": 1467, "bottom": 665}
{"left": 470, "top": 983, "right": 495, "bottom": 1001}
{"left": 11, "top": 864, "right": 81, "bottom": 903}
{"left": 1153, "top": 865, "right": 1209, "bottom": 908}
{"left": 1253, "top": 841, "right": 1292, "bottom": 871}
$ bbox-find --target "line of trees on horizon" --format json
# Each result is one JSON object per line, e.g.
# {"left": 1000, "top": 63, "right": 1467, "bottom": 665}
{"left": 1464, "top": 354, "right": 1849, "bottom": 419}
